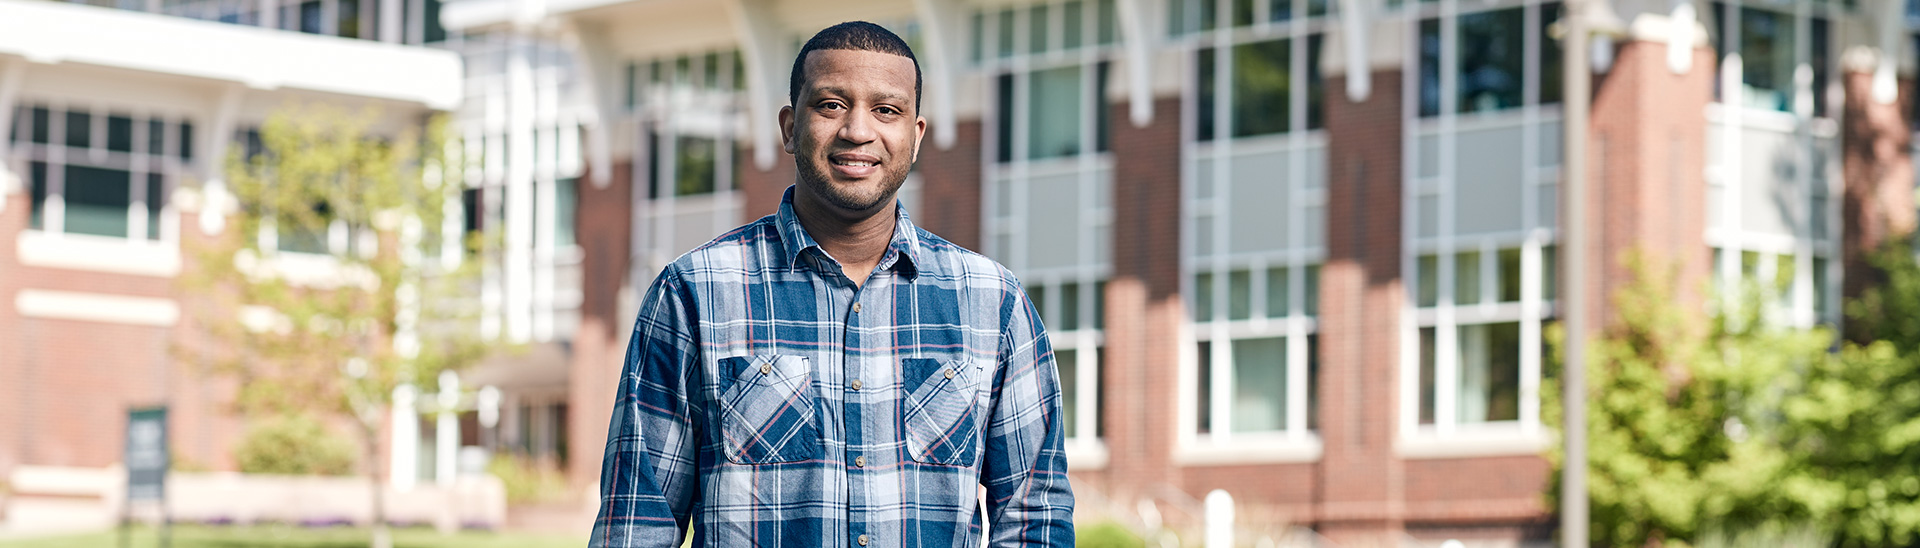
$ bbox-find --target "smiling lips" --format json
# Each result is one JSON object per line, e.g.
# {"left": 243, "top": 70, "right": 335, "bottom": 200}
{"left": 829, "top": 152, "right": 882, "bottom": 178}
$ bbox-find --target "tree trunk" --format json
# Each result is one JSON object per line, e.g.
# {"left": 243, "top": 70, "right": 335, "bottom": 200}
{"left": 365, "top": 412, "right": 392, "bottom": 548}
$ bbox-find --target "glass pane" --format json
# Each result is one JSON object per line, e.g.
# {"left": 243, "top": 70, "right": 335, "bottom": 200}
{"left": 299, "top": 0, "right": 321, "bottom": 33}
{"left": 1095, "top": 347, "right": 1108, "bottom": 437}
{"left": 1197, "top": 47, "right": 1218, "bottom": 141}
{"left": 146, "top": 173, "right": 162, "bottom": 241}
{"left": 1030, "top": 4, "right": 1050, "bottom": 54}
{"left": 703, "top": 52, "right": 721, "bottom": 90}
{"left": 1169, "top": 0, "right": 1189, "bottom": 36}
{"left": 1775, "top": 253, "right": 1795, "bottom": 303}
{"left": 1498, "top": 248, "right": 1523, "bottom": 302}
{"left": 971, "top": 12, "right": 985, "bottom": 63}
{"left": 1097, "top": 0, "right": 1116, "bottom": 44}
{"left": 672, "top": 55, "right": 691, "bottom": 86}
{"left": 1303, "top": 264, "right": 1320, "bottom": 316}
{"left": 1418, "top": 18, "right": 1441, "bottom": 117}
{"left": 1196, "top": 341, "right": 1213, "bottom": 434}
{"left": 1228, "top": 269, "right": 1252, "bottom": 320}
{"left": 1231, "top": 38, "right": 1290, "bottom": 137}
{"left": 1270, "top": 0, "right": 1292, "bottom": 22}
{"left": 66, "top": 110, "right": 91, "bottom": 149}
{"left": 1096, "top": 61, "right": 1113, "bottom": 152}
{"left": 997, "top": 9, "right": 1017, "bottom": 59}
{"left": 107, "top": 115, "right": 133, "bottom": 153}
{"left": 1456, "top": 250, "right": 1482, "bottom": 305}
{"left": 1232, "top": 0, "right": 1255, "bottom": 26}
{"left": 1231, "top": 337, "right": 1286, "bottom": 433}
{"left": 1306, "top": 334, "right": 1319, "bottom": 430}
{"left": 1266, "top": 266, "right": 1289, "bottom": 318}
{"left": 1811, "top": 17, "right": 1829, "bottom": 117}
{"left": 555, "top": 177, "right": 577, "bottom": 248}
{"left": 30, "top": 106, "right": 49, "bottom": 144}
{"left": 64, "top": 165, "right": 131, "bottom": 238}
{"left": 179, "top": 122, "right": 194, "bottom": 160}
{"left": 1457, "top": 7, "right": 1525, "bottom": 114}
{"left": 1306, "top": 34, "right": 1326, "bottom": 130}
{"left": 1417, "top": 254, "right": 1438, "bottom": 307}
{"left": 1028, "top": 66, "right": 1084, "bottom": 159}
{"left": 422, "top": 0, "right": 445, "bottom": 43}
{"left": 1543, "top": 244, "right": 1558, "bottom": 301}
{"left": 1457, "top": 322, "right": 1521, "bottom": 423}
{"left": 1538, "top": 2, "right": 1564, "bottom": 104}
{"left": 996, "top": 74, "right": 1015, "bottom": 162}
{"left": 674, "top": 136, "right": 715, "bottom": 195}
{"left": 1813, "top": 257, "right": 1831, "bottom": 321}
{"left": 1057, "top": 348, "right": 1079, "bottom": 439}
{"left": 1194, "top": 272, "right": 1214, "bottom": 321}
{"left": 338, "top": 0, "right": 360, "bottom": 38}
{"left": 1418, "top": 326, "right": 1436, "bottom": 425}
{"left": 1739, "top": 7, "right": 1795, "bottom": 112}
{"left": 1199, "top": 0, "right": 1217, "bottom": 30}
{"left": 1061, "top": 283, "right": 1081, "bottom": 331}
{"left": 29, "top": 161, "right": 47, "bottom": 230}
{"left": 1307, "top": 0, "right": 1328, "bottom": 16}
{"left": 624, "top": 63, "right": 638, "bottom": 109}
{"left": 1063, "top": 1, "right": 1085, "bottom": 49}
{"left": 147, "top": 119, "right": 165, "bottom": 156}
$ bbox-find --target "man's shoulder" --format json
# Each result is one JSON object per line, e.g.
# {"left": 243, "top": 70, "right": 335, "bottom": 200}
{"left": 912, "top": 227, "right": 1022, "bottom": 291}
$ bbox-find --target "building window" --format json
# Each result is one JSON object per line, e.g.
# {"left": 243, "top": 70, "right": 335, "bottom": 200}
{"left": 1417, "top": 2, "right": 1561, "bottom": 117}
{"left": 1030, "top": 280, "right": 1108, "bottom": 442}
{"left": 1711, "top": 2, "right": 1832, "bottom": 115}
{"left": 626, "top": 49, "right": 743, "bottom": 199}
{"left": 979, "top": 1, "right": 1117, "bottom": 164}
{"left": 1192, "top": 264, "right": 1319, "bottom": 437}
{"left": 9, "top": 103, "right": 180, "bottom": 242}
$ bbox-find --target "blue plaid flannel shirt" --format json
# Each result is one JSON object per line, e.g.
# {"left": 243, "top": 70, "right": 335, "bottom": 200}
{"left": 591, "top": 187, "right": 1074, "bottom": 547}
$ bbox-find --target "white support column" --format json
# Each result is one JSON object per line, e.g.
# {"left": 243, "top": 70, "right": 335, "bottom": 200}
{"left": 725, "top": 0, "right": 792, "bottom": 171}
{"left": 259, "top": 0, "right": 279, "bottom": 30}
{"left": 507, "top": 36, "right": 536, "bottom": 343}
{"left": 911, "top": 0, "right": 965, "bottom": 150}
{"left": 1338, "top": 0, "right": 1373, "bottom": 102}
{"left": 1114, "top": 0, "right": 1156, "bottom": 127}
{"left": 379, "top": 0, "right": 402, "bottom": 43}
{"left": 391, "top": 384, "right": 420, "bottom": 492}
{"left": 561, "top": 23, "right": 618, "bottom": 189}
{"left": 201, "top": 84, "right": 244, "bottom": 236}
{"left": 0, "top": 56, "right": 25, "bottom": 210}
{"left": 435, "top": 370, "right": 461, "bottom": 486}
{"left": 1874, "top": 0, "right": 1904, "bottom": 105}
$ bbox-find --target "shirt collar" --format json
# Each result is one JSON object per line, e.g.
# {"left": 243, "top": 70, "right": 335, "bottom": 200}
{"left": 775, "top": 186, "right": 924, "bottom": 280}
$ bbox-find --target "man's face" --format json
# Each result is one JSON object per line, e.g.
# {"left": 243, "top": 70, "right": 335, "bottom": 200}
{"left": 780, "top": 48, "right": 926, "bottom": 217}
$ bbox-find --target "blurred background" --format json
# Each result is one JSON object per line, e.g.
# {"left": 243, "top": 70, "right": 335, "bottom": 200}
{"left": 3, "top": 0, "right": 1920, "bottom": 546}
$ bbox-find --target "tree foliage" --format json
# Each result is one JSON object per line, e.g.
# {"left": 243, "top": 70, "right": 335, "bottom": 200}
{"left": 180, "top": 105, "right": 492, "bottom": 546}
{"left": 1551, "top": 243, "right": 1920, "bottom": 547}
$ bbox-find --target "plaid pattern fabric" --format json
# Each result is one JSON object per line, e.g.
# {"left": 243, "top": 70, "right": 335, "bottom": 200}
{"left": 591, "top": 187, "right": 1074, "bottom": 548}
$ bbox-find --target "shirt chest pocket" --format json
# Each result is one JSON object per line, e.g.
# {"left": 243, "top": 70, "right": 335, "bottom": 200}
{"left": 716, "top": 355, "right": 823, "bottom": 465}
{"left": 900, "top": 358, "right": 986, "bottom": 467}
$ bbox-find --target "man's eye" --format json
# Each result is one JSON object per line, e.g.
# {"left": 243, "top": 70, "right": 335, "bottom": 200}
{"left": 819, "top": 102, "right": 845, "bottom": 110}
{"left": 876, "top": 107, "right": 900, "bottom": 116}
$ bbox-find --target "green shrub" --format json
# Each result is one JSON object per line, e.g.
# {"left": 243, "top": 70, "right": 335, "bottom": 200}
{"left": 487, "top": 453, "right": 570, "bottom": 504}
{"left": 1076, "top": 521, "right": 1145, "bottom": 548}
{"left": 233, "top": 413, "right": 357, "bottom": 476}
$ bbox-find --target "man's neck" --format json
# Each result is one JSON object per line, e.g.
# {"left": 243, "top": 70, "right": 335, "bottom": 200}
{"left": 793, "top": 194, "right": 896, "bottom": 288}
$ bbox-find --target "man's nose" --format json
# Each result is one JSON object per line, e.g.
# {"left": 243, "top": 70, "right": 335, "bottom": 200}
{"left": 837, "top": 110, "right": 878, "bottom": 144}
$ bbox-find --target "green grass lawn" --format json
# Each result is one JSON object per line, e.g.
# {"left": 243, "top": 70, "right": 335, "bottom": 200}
{"left": 0, "top": 525, "right": 585, "bottom": 548}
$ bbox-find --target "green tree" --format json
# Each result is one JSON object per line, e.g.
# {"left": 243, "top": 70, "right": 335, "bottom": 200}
{"left": 182, "top": 105, "right": 491, "bottom": 548}
{"left": 1546, "top": 253, "right": 1834, "bottom": 547}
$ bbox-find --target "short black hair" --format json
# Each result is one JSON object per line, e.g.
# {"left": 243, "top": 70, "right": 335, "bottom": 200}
{"left": 789, "top": 21, "right": 922, "bottom": 112}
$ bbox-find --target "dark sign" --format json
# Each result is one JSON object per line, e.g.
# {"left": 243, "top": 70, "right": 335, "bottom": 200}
{"left": 125, "top": 407, "right": 168, "bottom": 502}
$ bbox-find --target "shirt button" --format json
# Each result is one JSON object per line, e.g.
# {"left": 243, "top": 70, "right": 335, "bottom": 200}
{"left": 858, "top": 535, "right": 869, "bottom": 546}
{"left": 944, "top": 368, "right": 955, "bottom": 379}
{"left": 761, "top": 364, "right": 773, "bottom": 375}
{"left": 854, "top": 456, "right": 866, "bottom": 467}
{"left": 852, "top": 302, "right": 862, "bottom": 313}
{"left": 850, "top": 379, "right": 863, "bottom": 390}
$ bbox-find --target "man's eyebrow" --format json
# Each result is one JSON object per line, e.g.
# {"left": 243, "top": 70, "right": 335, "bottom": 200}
{"left": 809, "top": 86, "right": 910, "bottom": 104}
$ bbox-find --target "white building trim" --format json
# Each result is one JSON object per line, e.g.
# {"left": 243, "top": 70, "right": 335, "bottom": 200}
{"left": 15, "top": 289, "right": 179, "bottom": 327}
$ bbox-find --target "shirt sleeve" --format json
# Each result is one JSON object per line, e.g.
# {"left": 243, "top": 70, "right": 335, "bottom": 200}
{"left": 591, "top": 268, "right": 702, "bottom": 548}
{"left": 981, "top": 276, "right": 1076, "bottom": 547}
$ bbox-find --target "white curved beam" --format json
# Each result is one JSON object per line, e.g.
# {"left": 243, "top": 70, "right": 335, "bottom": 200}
{"left": 912, "top": 0, "right": 964, "bottom": 150}
{"left": 1339, "top": 0, "right": 1372, "bottom": 102}
{"left": 1115, "top": 0, "right": 1155, "bottom": 127}
{"left": 724, "top": 0, "right": 790, "bottom": 171}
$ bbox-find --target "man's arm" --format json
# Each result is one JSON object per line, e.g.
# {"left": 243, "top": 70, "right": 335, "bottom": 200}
{"left": 590, "top": 268, "right": 702, "bottom": 548}
{"left": 981, "top": 279, "right": 1075, "bottom": 547}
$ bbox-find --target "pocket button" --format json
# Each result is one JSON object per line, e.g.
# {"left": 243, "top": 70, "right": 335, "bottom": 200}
{"left": 944, "top": 368, "right": 954, "bottom": 379}
{"left": 850, "top": 379, "right": 863, "bottom": 390}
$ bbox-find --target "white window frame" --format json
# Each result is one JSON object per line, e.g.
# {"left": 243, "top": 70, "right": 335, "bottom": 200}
{"left": 10, "top": 100, "right": 185, "bottom": 276}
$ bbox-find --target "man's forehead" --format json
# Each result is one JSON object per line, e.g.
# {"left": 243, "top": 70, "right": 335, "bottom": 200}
{"left": 801, "top": 49, "right": 916, "bottom": 84}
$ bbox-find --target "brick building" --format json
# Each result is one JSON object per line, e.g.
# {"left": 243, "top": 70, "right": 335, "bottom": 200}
{"left": 5, "top": 0, "right": 1920, "bottom": 545}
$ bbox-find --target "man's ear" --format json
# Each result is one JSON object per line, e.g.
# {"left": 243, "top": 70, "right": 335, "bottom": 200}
{"left": 779, "top": 105, "right": 798, "bottom": 154}
{"left": 910, "top": 116, "right": 927, "bottom": 163}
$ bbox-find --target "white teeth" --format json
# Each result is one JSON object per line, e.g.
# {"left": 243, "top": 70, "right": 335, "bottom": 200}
{"left": 833, "top": 159, "right": 876, "bottom": 167}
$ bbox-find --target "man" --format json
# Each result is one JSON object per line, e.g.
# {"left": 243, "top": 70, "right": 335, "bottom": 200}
{"left": 590, "top": 21, "right": 1074, "bottom": 548}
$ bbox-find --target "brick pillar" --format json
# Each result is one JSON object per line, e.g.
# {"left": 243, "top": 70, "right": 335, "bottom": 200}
{"left": 738, "top": 144, "right": 797, "bottom": 224}
{"left": 1318, "top": 71, "right": 1405, "bottom": 546}
{"left": 1105, "top": 97, "right": 1185, "bottom": 510}
{"left": 1587, "top": 40, "right": 1715, "bottom": 328}
{"left": 570, "top": 162, "right": 633, "bottom": 489}
{"left": 909, "top": 121, "right": 983, "bottom": 251}
{"left": 1840, "top": 53, "right": 1916, "bottom": 336}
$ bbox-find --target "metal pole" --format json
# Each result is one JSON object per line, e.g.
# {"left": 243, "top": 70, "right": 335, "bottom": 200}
{"left": 1560, "top": 0, "right": 1591, "bottom": 546}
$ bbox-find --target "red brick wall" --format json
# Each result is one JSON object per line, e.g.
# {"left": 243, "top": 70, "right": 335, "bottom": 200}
{"left": 910, "top": 121, "right": 983, "bottom": 251}
{"left": 738, "top": 145, "right": 796, "bottom": 224}
{"left": 1104, "top": 97, "right": 1185, "bottom": 509}
{"left": 570, "top": 162, "right": 633, "bottom": 488}
{"left": 0, "top": 186, "right": 21, "bottom": 475}
{"left": 1841, "top": 68, "right": 1917, "bottom": 328}
{"left": 1587, "top": 41, "right": 1716, "bottom": 329}
{"left": 1318, "top": 70, "right": 1407, "bottom": 545}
